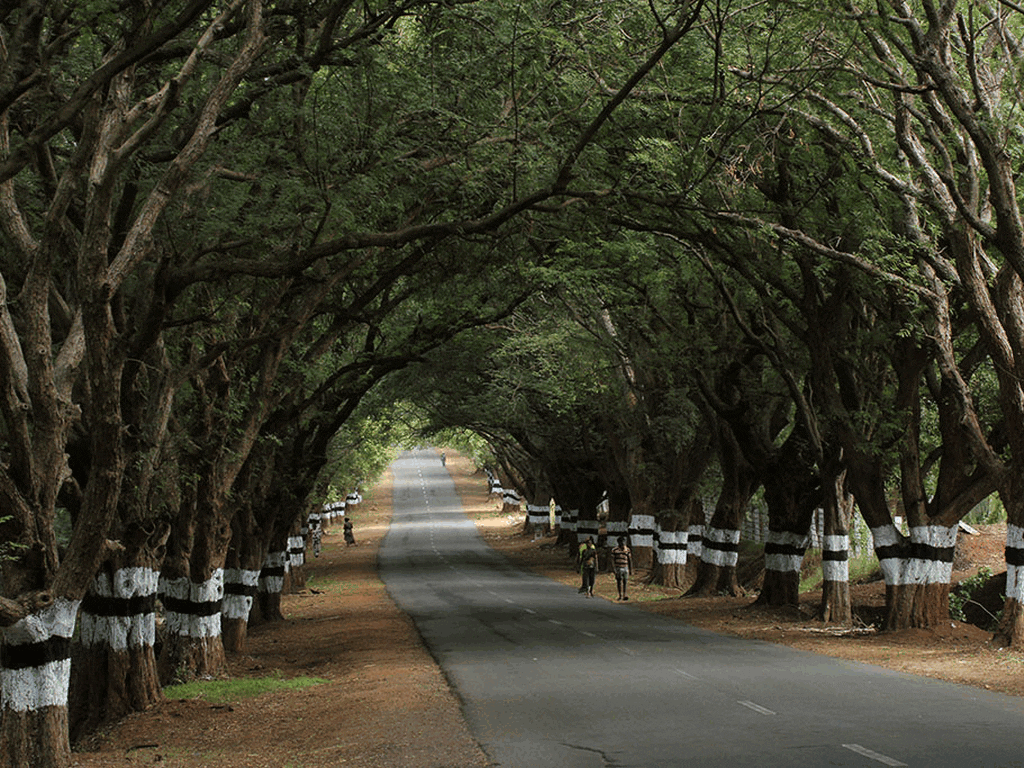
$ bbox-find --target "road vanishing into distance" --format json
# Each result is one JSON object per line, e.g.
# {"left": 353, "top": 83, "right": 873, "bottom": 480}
{"left": 378, "top": 450, "right": 1024, "bottom": 768}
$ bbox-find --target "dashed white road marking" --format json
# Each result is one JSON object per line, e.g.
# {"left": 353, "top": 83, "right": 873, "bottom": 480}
{"left": 738, "top": 700, "right": 775, "bottom": 716}
{"left": 580, "top": 631, "right": 598, "bottom": 638}
{"left": 548, "top": 619, "right": 565, "bottom": 626}
{"left": 671, "top": 668, "right": 698, "bottom": 680}
{"left": 842, "top": 744, "right": 906, "bottom": 766}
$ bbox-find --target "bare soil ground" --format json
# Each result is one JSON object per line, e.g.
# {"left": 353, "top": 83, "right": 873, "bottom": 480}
{"left": 72, "top": 453, "right": 1024, "bottom": 767}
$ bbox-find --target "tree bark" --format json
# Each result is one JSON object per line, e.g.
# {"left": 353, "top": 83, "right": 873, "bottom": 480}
{"left": 871, "top": 523, "right": 958, "bottom": 630}
{"left": 69, "top": 567, "right": 162, "bottom": 741}
{"left": 254, "top": 549, "right": 288, "bottom": 624}
{"left": 688, "top": 524, "right": 741, "bottom": 596}
{"left": 0, "top": 598, "right": 79, "bottom": 768}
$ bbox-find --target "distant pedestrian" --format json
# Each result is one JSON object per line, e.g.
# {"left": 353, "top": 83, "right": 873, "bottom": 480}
{"left": 576, "top": 539, "right": 588, "bottom": 593}
{"left": 611, "top": 536, "right": 632, "bottom": 601}
{"left": 310, "top": 518, "right": 323, "bottom": 558}
{"left": 343, "top": 517, "right": 356, "bottom": 546}
{"left": 440, "top": 452, "right": 446, "bottom": 466}
{"left": 578, "top": 536, "right": 597, "bottom": 597}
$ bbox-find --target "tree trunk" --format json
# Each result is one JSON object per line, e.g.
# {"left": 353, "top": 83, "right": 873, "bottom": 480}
{"left": 817, "top": 456, "right": 853, "bottom": 624}
{"left": 688, "top": 525, "right": 741, "bottom": 596}
{"left": 871, "top": 523, "right": 957, "bottom": 630}
{"left": 996, "top": 482, "right": 1024, "bottom": 647}
{"left": 651, "top": 524, "right": 689, "bottom": 589}
{"left": 157, "top": 570, "right": 227, "bottom": 684}
{"left": 286, "top": 534, "right": 306, "bottom": 592}
{"left": 629, "top": 513, "right": 657, "bottom": 570}
{"left": 221, "top": 568, "right": 260, "bottom": 654}
{"left": 254, "top": 549, "right": 287, "bottom": 624}
{"left": 70, "top": 567, "right": 162, "bottom": 741}
{"left": 758, "top": 529, "right": 808, "bottom": 607}
{"left": 819, "top": 535, "right": 851, "bottom": 624}
{"left": 0, "top": 598, "right": 79, "bottom": 768}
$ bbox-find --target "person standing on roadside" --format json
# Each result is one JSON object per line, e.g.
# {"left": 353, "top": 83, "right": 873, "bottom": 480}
{"left": 579, "top": 536, "right": 598, "bottom": 597}
{"left": 343, "top": 517, "right": 356, "bottom": 546}
{"left": 611, "top": 536, "right": 633, "bottom": 601}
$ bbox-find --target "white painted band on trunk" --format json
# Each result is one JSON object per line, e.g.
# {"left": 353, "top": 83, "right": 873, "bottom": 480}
{"left": 526, "top": 505, "right": 548, "bottom": 523}
{"left": 630, "top": 514, "right": 656, "bottom": 548}
{"left": 288, "top": 535, "right": 304, "bottom": 568}
{"left": 222, "top": 568, "right": 260, "bottom": 620}
{"left": 260, "top": 577, "right": 284, "bottom": 592}
{"left": 870, "top": 524, "right": 901, "bottom": 548}
{"left": 606, "top": 521, "right": 629, "bottom": 535}
{"left": 701, "top": 526, "right": 740, "bottom": 567}
{"left": 901, "top": 557, "right": 953, "bottom": 586}
{"left": 161, "top": 570, "right": 224, "bottom": 638}
{"left": 688, "top": 525, "right": 703, "bottom": 557}
{"left": 80, "top": 567, "right": 159, "bottom": 650}
{"left": 877, "top": 557, "right": 901, "bottom": 585}
{"left": 657, "top": 531, "right": 688, "bottom": 565}
{"left": 705, "top": 527, "right": 741, "bottom": 545}
{"left": 1008, "top": 564, "right": 1024, "bottom": 603}
{"left": 659, "top": 547, "right": 687, "bottom": 565}
{"left": 702, "top": 547, "right": 738, "bottom": 567}
{"left": 260, "top": 550, "right": 287, "bottom": 592}
{"left": 908, "top": 525, "right": 956, "bottom": 584}
{"left": 821, "top": 534, "right": 849, "bottom": 583}
{"left": 1, "top": 598, "right": 79, "bottom": 712}
{"left": 822, "top": 535, "right": 849, "bottom": 552}
{"left": 822, "top": 559, "right": 849, "bottom": 582}
{"left": 765, "top": 553, "right": 803, "bottom": 573}
{"left": 1007, "top": 526, "right": 1024, "bottom": 601}
{"left": 910, "top": 524, "right": 958, "bottom": 549}
{"left": 1008, "top": 523, "right": 1024, "bottom": 550}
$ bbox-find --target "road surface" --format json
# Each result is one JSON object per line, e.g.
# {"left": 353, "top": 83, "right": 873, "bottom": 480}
{"left": 379, "top": 450, "right": 1024, "bottom": 767}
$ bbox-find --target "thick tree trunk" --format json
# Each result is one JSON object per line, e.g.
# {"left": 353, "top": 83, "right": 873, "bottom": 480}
{"left": 818, "top": 457, "right": 853, "bottom": 624}
{"left": 221, "top": 568, "right": 259, "bottom": 653}
{"left": 757, "top": 528, "right": 808, "bottom": 607}
{"left": 688, "top": 526, "right": 741, "bottom": 596}
{"left": 872, "top": 523, "right": 957, "bottom": 630}
{"left": 0, "top": 598, "right": 79, "bottom": 768}
{"left": 819, "top": 535, "right": 851, "bottom": 624}
{"left": 286, "top": 534, "right": 306, "bottom": 592}
{"left": 996, "top": 524, "right": 1024, "bottom": 648}
{"left": 70, "top": 567, "right": 162, "bottom": 741}
{"left": 502, "top": 489, "right": 522, "bottom": 518}
{"left": 254, "top": 549, "right": 287, "bottom": 624}
{"left": 650, "top": 526, "right": 688, "bottom": 589}
{"left": 629, "top": 513, "right": 656, "bottom": 570}
{"left": 157, "top": 570, "right": 227, "bottom": 684}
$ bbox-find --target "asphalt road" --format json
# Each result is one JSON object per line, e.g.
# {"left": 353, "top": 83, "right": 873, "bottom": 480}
{"left": 378, "top": 449, "right": 1024, "bottom": 768}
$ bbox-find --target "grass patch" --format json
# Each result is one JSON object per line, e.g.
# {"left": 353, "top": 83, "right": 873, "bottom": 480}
{"left": 164, "top": 671, "right": 328, "bottom": 703}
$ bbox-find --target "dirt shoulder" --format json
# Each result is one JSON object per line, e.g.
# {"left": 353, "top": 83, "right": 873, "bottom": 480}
{"left": 73, "top": 453, "right": 1024, "bottom": 767}
{"left": 73, "top": 467, "right": 489, "bottom": 768}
